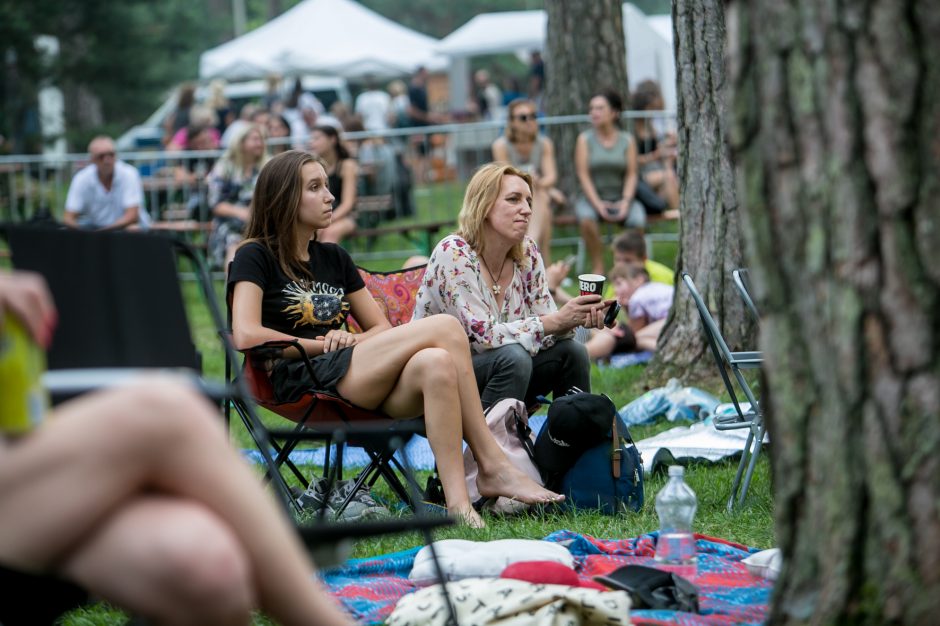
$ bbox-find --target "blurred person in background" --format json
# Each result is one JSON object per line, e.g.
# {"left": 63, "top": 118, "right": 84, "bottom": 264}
{"left": 205, "top": 78, "right": 234, "bottom": 136}
{"left": 491, "top": 98, "right": 558, "bottom": 262}
{"left": 162, "top": 82, "right": 196, "bottom": 147}
{"left": 387, "top": 79, "right": 411, "bottom": 129}
{"left": 166, "top": 106, "right": 220, "bottom": 151}
{"left": 574, "top": 89, "right": 642, "bottom": 275}
{"left": 309, "top": 125, "right": 358, "bottom": 245}
{"left": 208, "top": 124, "right": 270, "bottom": 270}
{"left": 355, "top": 76, "right": 391, "bottom": 132}
{"left": 266, "top": 114, "right": 292, "bottom": 155}
{"left": 631, "top": 80, "right": 679, "bottom": 213}
{"left": 63, "top": 136, "right": 150, "bottom": 231}
{"left": 473, "top": 69, "right": 503, "bottom": 121}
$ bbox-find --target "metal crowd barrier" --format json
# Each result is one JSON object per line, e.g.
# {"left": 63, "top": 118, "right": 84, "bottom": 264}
{"left": 0, "top": 111, "right": 677, "bottom": 267}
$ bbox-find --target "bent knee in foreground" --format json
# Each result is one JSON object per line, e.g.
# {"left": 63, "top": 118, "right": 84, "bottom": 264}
{"left": 145, "top": 503, "right": 254, "bottom": 622}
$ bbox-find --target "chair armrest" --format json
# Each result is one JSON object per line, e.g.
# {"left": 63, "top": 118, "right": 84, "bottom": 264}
{"left": 43, "top": 368, "right": 235, "bottom": 403}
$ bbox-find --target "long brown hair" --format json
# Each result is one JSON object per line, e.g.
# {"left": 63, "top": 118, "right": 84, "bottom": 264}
{"left": 457, "top": 162, "right": 533, "bottom": 263}
{"left": 242, "top": 150, "right": 326, "bottom": 283}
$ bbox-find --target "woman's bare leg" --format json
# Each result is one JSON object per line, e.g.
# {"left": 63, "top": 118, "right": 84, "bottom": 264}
{"left": 635, "top": 318, "right": 666, "bottom": 352}
{"left": 63, "top": 496, "right": 255, "bottom": 626}
{"left": 0, "top": 378, "right": 353, "bottom": 626}
{"left": 336, "top": 315, "right": 562, "bottom": 514}
{"left": 375, "top": 346, "right": 483, "bottom": 527}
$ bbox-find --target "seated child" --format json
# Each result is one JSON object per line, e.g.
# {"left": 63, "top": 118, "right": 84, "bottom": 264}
{"left": 587, "top": 262, "right": 674, "bottom": 360}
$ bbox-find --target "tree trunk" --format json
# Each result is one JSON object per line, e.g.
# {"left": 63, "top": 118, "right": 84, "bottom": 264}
{"left": 543, "top": 0, "right": 627, "bottom": 199}
{"left": 645, "top": 0, "right": 753, "bottom": 385}
{"left": 726, "top": 0, "right": 940, "bottom": 623}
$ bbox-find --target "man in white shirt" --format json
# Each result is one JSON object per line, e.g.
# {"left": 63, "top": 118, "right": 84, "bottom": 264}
{"left": 63, "top": 136, "right": 150, "bottom": 230}
{"left": 354, "top": 78, "right": 391, "bottom": 132}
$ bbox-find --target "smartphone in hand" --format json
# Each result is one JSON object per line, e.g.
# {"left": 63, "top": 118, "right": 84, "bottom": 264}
{"left": 603, "top": 302, "right": 622, "bottom": 328}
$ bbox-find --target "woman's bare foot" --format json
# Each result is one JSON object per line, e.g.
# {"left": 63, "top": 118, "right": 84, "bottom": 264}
{"left": 449, "top": 504, "right": 485, "bottom": 529}
{"left": 476, "top": 463, "right": 564, "bottom": 505}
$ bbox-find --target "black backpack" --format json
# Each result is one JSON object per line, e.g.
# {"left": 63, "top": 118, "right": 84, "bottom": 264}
{"left": 559, "top": 413, "right": 644, "bottom": 513}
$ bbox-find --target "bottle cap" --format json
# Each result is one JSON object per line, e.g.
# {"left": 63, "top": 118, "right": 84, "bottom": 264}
{"left": 668, "top": 465, "right": 684, "bottom": 477}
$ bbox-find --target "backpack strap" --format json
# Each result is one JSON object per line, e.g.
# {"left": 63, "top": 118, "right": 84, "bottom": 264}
{"left": 611, "top": 416, "right": 622, "bottom": 478}
{"left": 513, "top": 407, "right": 539, "bottom": 466}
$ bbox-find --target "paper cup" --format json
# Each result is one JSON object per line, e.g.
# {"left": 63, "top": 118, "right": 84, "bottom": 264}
{"left": 578, "top": 273, "right": 606, "bottom": 297}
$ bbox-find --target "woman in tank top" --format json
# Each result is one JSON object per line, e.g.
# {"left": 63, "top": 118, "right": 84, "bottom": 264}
{"left": 574, "top": 89, "right": 642, "bottom": 276}
{"left": 309, "top": 125, "right": 358, "bottom": 244}
{"left": 491, "top": 98, "right": 559, "bottom": 263}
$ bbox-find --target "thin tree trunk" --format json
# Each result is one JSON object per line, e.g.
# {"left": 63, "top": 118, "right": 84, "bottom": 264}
{"left": 726, "top": 0, "right": 940, "bottom": 622}
{"left": 646, "top": 0, "right": 752, "bottom": 385}
{"left": 544, "top": 0, "right": 627, "bottom": 199}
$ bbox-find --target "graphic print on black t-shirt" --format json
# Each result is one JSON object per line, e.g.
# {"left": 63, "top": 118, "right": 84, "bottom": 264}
{"left": 281, "top": 280, "right": 350, "bottom": 329}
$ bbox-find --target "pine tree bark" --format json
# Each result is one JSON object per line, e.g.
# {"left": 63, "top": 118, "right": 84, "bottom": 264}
{"left": 726, "top": 0, "right": 940, "bottom": 622}
{"left": 645, "top": 0, "right": 753, "bottom": 385}
{"left": 543, "top": 0, "right": 628, "bottom": 198}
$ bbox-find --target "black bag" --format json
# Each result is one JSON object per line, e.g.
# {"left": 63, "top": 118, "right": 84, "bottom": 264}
{"left": 594, "top": 564, "right": 699, "bottom": 612}
{"left": 634, "top": 178, "right": 668, "bottom": 214}
{"left": 558, "top": 413, "right": 644, "bottom": 513}
{"left": 534, "top": 390, "right": 644, "bottom": 513}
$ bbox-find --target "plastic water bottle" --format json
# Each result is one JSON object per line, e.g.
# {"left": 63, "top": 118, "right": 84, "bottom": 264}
{"left": 654, "top": 465, "right": 697, "bottom": 575}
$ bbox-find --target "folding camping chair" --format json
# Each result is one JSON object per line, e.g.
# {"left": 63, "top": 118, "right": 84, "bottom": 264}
{"left": 3, "top": 225, "right": 454, "bottom": 572}
{"left": 732, "top": 268, "right": 760, "bottom": 321}
{"left": 682, "top": 273, "right": 765, "bottom": 510}
{"left": 224, "top": 262, "right": 430, "bottom": 519}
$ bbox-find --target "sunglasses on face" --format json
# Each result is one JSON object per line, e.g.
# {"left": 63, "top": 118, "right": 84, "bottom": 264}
{"left": 92, "top": 151, "right": 116, "bottom": 161}
{"left": 513, "top": 113, "right": 537, "bottom": 122}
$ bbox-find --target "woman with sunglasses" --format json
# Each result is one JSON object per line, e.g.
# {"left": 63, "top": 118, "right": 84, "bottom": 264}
{"left": 492, "top": 98, "right": 559, "bottom": 263}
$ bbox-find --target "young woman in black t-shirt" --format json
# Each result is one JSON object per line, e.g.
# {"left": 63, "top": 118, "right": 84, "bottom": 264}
{"left": 229, "top": 150, "right": 563, "bottom": 528}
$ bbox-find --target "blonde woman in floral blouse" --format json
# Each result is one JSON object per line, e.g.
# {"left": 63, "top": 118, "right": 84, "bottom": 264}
{"left": 414, "top": 162, "right": 612, "bottom": 410}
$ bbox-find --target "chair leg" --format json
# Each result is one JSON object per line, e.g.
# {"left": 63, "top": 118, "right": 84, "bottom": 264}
{"left": 736, "top": 422, "right": 765, "bottom": 509}
{"left": 726, "top": 429, "right": 755, "bottom": 512}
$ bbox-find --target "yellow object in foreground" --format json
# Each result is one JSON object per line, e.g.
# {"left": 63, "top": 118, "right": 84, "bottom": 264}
{"left": 0, "top": 314, "right": 49, "bottom": 435}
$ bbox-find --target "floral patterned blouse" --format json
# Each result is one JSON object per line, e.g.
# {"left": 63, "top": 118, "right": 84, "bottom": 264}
{"left": 413, "top": 234, "right": 566, "bottom": 356}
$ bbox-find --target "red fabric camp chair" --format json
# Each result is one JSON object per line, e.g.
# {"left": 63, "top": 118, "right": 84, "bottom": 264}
{"left": 224, "top": 263, "right": 428, "bottom": 516}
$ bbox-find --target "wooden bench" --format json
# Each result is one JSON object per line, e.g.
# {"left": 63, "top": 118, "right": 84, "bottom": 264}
{"left": 348, "top": 218, "right": 455, "bottom": 261}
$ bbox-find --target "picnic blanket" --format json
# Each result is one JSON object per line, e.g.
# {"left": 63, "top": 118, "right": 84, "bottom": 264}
{"left": 321, "top": 530, "right": 772, "bottom": 625}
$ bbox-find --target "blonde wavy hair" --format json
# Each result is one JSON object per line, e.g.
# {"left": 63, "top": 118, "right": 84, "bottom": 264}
{"left": 457, "top": 162, "right": 533, "bottom": 263}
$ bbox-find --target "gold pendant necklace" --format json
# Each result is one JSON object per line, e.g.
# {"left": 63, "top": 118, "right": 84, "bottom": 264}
{"left": 479, "top": 253, "right": 508, "bottom": 297}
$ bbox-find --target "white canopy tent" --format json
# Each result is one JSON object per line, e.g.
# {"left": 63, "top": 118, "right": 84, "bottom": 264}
{"left": 199, "top": 0, "right": 444, "bottom": 81}
{"left": 437, "top": 4, "right": 676, "bottom": 112}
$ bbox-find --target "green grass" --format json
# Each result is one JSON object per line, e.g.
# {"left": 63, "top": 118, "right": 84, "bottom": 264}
{"left": 56, "top": 182, "right": 772, "bottom": 624}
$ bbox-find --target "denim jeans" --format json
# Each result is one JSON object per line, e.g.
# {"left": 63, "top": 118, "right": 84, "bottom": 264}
{"left": 471, "top": 338, "right": 591, "bottom": 410}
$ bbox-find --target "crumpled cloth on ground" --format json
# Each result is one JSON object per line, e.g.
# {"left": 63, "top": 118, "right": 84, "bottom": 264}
{"left": 619, "top": 379, "right": 720, "bottom": 426}
{"left": 409, "top": 539, "right": 575, "bottom": 586}
{"left": 387, "top": 577, "right": 631, "bottom": 626}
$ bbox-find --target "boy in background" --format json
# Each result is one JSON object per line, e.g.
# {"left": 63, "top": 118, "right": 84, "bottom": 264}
{"left": 609, "top": 230, "right": 673, "bottom": 289}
